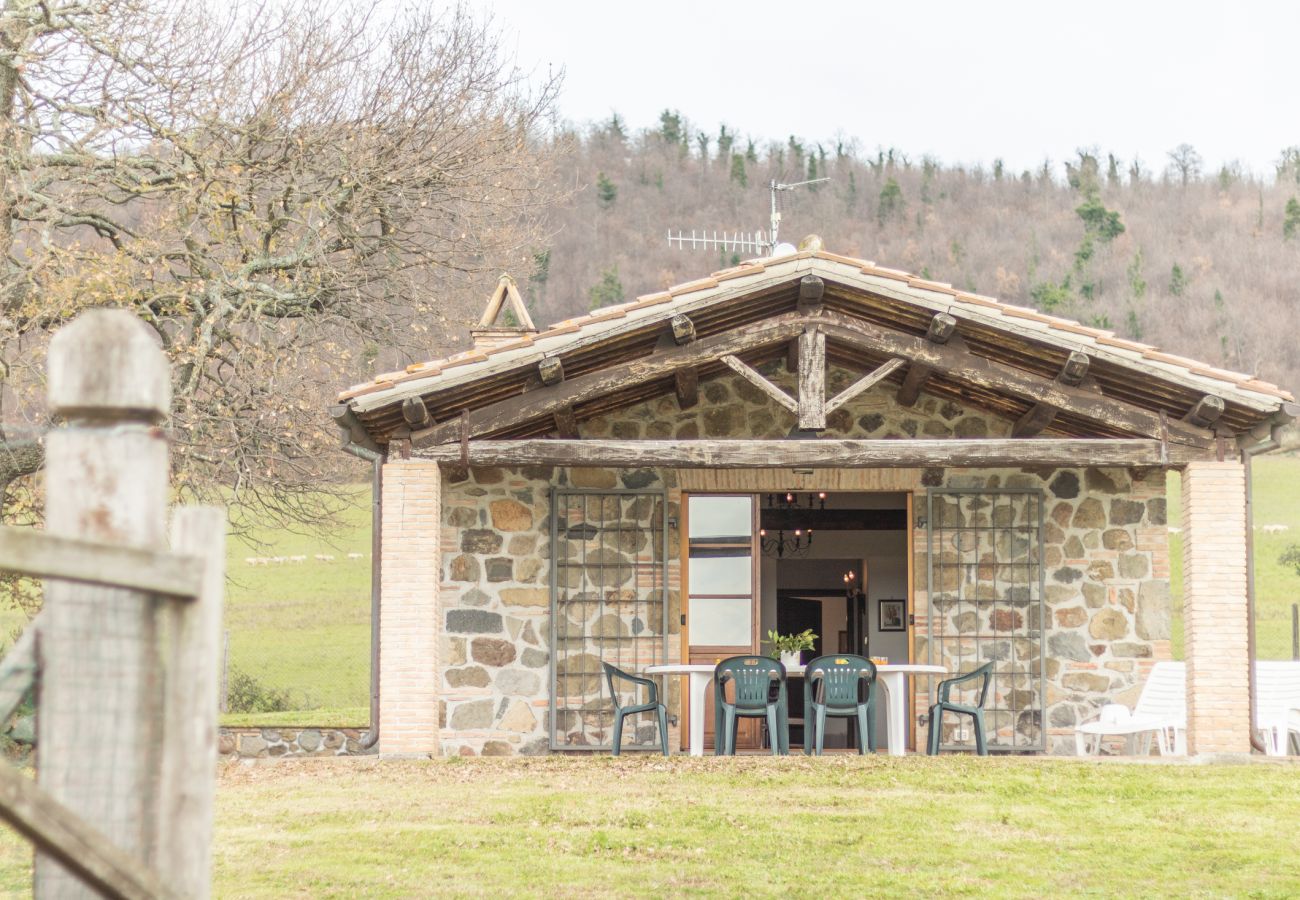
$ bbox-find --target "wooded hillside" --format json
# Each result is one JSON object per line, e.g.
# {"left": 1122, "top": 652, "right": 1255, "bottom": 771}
{"left": 509, "top": 115, "right": 1299, "bottom": 396}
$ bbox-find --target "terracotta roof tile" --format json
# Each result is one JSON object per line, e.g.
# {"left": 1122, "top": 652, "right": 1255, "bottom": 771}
{"left": 337, "top": 246, "right": 1295, "bottom": 407}
{"left": 1094, "top": 335, "right": 1154, "bottom": 352}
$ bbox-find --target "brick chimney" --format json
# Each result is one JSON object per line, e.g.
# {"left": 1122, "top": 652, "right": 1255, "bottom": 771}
{"left": 470, "top": 274, "right": 538, "bottom": 351}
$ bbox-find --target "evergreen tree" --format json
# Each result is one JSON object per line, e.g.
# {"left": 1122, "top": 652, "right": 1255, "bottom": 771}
{"left": 588, "top": 266, "right": 624, "bottom": 309}
{"left": 729, "top": 153, "right": 748, "bottom": 188}
{"left": 745, "top": 139, "right": 758, "bottom": 163}
{"left": 1169, "top": 263, "right": 1187, "bottom": 296}
{"left": 1126, "top": 250, "right": 1146, "bottom": 300}
{"left": 658, "top": 109, "right": 683, "bottom": 145}
{"left": 1075, "top": 192, "right": 1125, "bottom": 241}
{"left": 605, "top": 112, "right": 626, "bottom": 141}
{"left": 877, "top": 177, "right": 903, "bottom": 225}
{"left": 717, "top": 125, "right": 734, "bottom": 157}
{"left": 1284, "top": 196, "right": 1300, "bottom": 239}
{"left": 696, "top": 131, "right": 709, "bottom": 162}
{"left": 596, "top": 172, "right": 617, "bottom": 209}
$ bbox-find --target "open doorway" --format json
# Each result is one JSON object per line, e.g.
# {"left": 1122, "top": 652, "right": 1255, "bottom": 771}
{"left": 681, "top": 490, "right": 911, "bottom": 752}
{"left": 758, "top": 491, "right": 910, "bottom": 750}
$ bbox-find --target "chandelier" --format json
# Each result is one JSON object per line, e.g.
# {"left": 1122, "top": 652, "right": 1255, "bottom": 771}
{"left": 759, "top": 491, "right": 826, "bottom": 557}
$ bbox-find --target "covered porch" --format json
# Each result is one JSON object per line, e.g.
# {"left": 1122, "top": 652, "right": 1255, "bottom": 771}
{"left": 331, "top": 249, "right": 1295, "bottom": 758}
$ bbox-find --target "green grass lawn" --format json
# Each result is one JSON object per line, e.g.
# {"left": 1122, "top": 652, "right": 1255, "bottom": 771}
{"left": 222, "top": 488, "right": 372, "bottom": 727}
{"left": 4, "top": 756, "right": 1298, "bottom": 897}
{"left": 1169, "top": 454, "right": 1300, "bottom": 660}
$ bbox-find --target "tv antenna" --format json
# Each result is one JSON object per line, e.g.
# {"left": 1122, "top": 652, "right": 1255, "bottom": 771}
{"left": 667, "top": 177, "right": 829, "bottom": 257}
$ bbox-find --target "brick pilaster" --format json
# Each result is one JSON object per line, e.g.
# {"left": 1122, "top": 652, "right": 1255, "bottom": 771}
{"left": 1182, "top": 461, "right": 1250, "bottom": 755}
{"left": 379, "top": 461, "right": 441, "bottom": 756}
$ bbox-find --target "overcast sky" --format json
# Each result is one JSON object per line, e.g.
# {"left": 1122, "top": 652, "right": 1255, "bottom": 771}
{"left": 467, "top": 0, "right": 1299, "bottom": 178}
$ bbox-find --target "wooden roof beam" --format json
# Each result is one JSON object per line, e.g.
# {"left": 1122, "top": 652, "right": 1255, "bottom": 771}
{"left": 798, "top": 275, "right": 824, "bottom": 314}
{"left": 797, "top": 326, "right": 827, "bottom": 429}
{"left": 1011, "top": 351, "right": 1091, "bottom": 438}
{"left": 401, "top": 397, "right": 431, "bottom": 430}
{"left": 553, "top": 405, "right": 578, "bottom": 439}
{"left": 826, "top": 358, "right": 906, "bottom": 415}
{"left": 896, "top": 312, "right": 956, "bottom": 407}
{"left": 538, "top": 357, "right": 564, "bottom": 386}
{"left": 411, "top": 314, "right": 807, "bottom": 448}
{"left": 721, "top": 355, "right": 797, "bottom": 413}
{"left": 1183, "top": 395, "right": 1225, "bottom": 429}
{"left": 413, "top": 437, "right": 1215, "bottom": 468}
{"left": 670, "top": 314, "right": 696, "bottom": 345}
{"left": 821, "top": 312, "right": 1215, "bottom": 448}
{"left": 674, "top": 367, "right": 699, "bottom": 409}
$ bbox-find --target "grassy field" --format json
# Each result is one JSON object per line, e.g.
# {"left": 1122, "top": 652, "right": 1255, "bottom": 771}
{"left": 2, "top": 756, "right": 1298, "bottom": 897}
{"left": 1168, "top": 454, "right": 1300, "bottom": 660}
{"left": 222, "top": 489, "right": 372, "bottom": 727}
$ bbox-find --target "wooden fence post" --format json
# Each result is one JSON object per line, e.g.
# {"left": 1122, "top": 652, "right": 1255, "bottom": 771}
{"left": 36, "top": 310, "right": 172, "bottom": 898}
{"left": 156, "top": 507, "right": 224, "bottom": 898}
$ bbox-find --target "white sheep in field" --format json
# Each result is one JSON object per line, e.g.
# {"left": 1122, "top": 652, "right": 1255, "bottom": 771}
{"left": 1262, "top": 524, "right": 1290, "bottom": 534}
{"left": 245, "top": 556, "right": 271, "bottom": 566}
{"left": 314, "top": 553, "right": 336, "bottom": 562}
{"left": 271, "top": 556, "right": 287, "bottom": 565}
{"left": 347, "top": 552, "right": 364, "bottom": 560}
{"left": 289, "top": 555, "right": 307, "bottom": 563}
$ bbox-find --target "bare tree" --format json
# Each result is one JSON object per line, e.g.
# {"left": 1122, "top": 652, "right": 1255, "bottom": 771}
{"left": 1166, "top": 143, "right": 1203, "bottom": 187}
{"left": 0, "top": 1, "right": 563, "bottom": 532}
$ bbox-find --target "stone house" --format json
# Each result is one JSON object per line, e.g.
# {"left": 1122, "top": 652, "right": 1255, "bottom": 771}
{"left": 331, "top": 245, "right": 1296, "bottom": 757}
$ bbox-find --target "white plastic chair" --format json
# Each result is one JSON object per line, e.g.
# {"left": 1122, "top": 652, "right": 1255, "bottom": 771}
{"left": 1254, "top": 661, "right": 1300, "bottom": 757}
{"left": 1074, "top": 661, "right": 1186, "bottom": 756}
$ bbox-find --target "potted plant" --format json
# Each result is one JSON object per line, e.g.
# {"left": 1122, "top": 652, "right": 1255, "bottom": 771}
{"left": 765, "top": 628, "right": 817, "bottom": 670}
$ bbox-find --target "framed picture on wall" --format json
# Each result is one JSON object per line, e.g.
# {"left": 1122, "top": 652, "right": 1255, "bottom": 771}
{"left": 878, "top": 599, "right": 906, "bottom": 632}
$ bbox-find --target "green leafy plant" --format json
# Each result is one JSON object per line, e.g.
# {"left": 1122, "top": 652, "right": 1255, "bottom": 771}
{"left": 227, "top": 670, "right": 295, "bottom": 714}
{"left": 764, "top": 628, "right": 817, "bottom": 658}
{"left": 1280, "top": 544, "right": 1300, "bottom": 577}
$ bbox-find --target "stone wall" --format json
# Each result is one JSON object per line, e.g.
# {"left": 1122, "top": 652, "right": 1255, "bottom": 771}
{"left": 914, "top": 465, "right": 1170, "bottom": 754}
{"left": 219, "top": 727, "right": 374, "bottom": 759}
{"left": 431, "top": 363, "right": 1170, "bottom": 756}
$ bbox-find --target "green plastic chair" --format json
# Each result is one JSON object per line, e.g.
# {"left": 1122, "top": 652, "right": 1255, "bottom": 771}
{"left": 601, "top": 662, "right": 668, "bottom": 756}
{"left": 926, "top": 661, "right": 995, "bottom": 756}
{"left": 713, "top": 656, "right": 789, "bottom": 756}
{"left": 803, "top": 655, "right": 878, "bottom": 755}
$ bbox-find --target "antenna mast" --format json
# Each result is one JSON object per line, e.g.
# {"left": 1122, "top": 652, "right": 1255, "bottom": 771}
{"left": 668, "top": 176, "right": 829, "bottom": 257}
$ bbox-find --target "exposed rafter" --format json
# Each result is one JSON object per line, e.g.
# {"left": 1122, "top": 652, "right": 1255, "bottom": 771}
{"left": 553, "top": 406, "right": 578, "bottom": 439}
{"left": 401, "top": 397, "right": 431, "bottom": 430}
{"left": 1011, "top": 351, "right": 1092, "bottom": 438}
{"left": 1183, "top": 395, "right": 1225, "bottom": 429}
{"left": 897, "top": 313, "right": 956, "bottom": 407}
{"left": 670, "top": 314, "right": 696, "bottom": 345}
{"left": 537, "top": 357, "right": 564, "bottom": 386}
{"left": 674, "top": 368, "right": 699, "bottom": 409}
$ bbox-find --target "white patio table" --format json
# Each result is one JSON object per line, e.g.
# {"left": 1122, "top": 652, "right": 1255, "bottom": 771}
{"left": 645, "top": 662, "right": 947, "bottom": 757}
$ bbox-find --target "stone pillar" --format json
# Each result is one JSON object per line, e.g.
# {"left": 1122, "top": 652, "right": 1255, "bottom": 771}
{"left": 379, "top": 460, "right": 442, "bottom": 756}
{"left": 1182, "top": 460, "right": 1250, "bottom": 756}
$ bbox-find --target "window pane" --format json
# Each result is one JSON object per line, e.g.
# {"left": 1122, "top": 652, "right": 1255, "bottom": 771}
{"left": 689, "top": 597, "right": 752, "bottom": 646}
{"left": 688, "top": 554, "right": 751, "bottom": 596}
{"left": 688, "top": 496, "right": 752, "bottom": 542}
